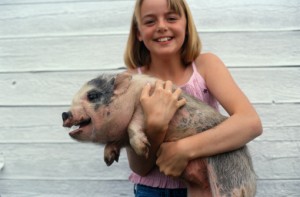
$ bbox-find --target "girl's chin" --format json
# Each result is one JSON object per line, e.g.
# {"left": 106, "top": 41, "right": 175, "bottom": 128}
{"left": 152, "top": 48, "right": 180, "bottom": 56}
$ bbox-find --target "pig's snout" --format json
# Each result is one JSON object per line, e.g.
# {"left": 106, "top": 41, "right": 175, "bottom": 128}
{"left": 62, "top": 111, "right": 73, "bottom": 127}
{"left": 62, "top": 112, "right": 70, "bottom": 121}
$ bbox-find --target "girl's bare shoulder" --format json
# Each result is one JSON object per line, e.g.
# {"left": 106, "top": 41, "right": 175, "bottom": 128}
{"left": 194, "top": 53, "right": 226, "bottom": 78}
{"left": 195, "top": 53, "right": 224, "bottom": 67}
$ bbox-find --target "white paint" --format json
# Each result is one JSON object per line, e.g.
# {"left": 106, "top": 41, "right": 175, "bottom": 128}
{"left": 0, "top": 0, "right": 299, "bottom": 196}
{"left": 0, "top": 152, "right": 4, "bottom": 171}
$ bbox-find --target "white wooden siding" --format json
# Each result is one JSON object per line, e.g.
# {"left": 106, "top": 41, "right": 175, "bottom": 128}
{"left": 0, "top": 0, "right": 299, "bottom": 196}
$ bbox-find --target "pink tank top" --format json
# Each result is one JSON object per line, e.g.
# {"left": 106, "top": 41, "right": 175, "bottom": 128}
{"left": 129, "top": 62, "right": 219, "bottom": 188}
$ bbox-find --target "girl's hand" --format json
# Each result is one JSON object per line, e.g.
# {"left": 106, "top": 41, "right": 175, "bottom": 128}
{"left": 156, "top": 140, "right": 189, "bottom": 177}
{"left": 127, "top": 80, "right": 185, "bottom": 176}
{"left": 157, "top": 140, "right": 214, "bottom": 185}
{"left": 140, "top": 80, "right": 186, "bottom": 134}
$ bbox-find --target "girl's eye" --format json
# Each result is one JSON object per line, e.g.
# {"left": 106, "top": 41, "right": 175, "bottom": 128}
{"left": 167, "top": 17, "right": 177, "bottom": 22}
{"left": 167, "top": 15, "right": 179, "bottom": 22}
{"left": 143, "top": 19, "right": 155, "bottom": 26}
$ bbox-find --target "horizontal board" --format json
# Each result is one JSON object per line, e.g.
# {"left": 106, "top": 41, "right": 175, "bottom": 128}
{"left": 1, "top": 0, "right": 299, "bottom": 38}
{"left": 0, "top": 141, "right": 298, "bottom": 180}
{"left": 1, "top": 31, "right": 299, "bottom": 72}
{"left": 256, "top": 180, "right": 300, "bottom": 197}
{"left": 0, "top": 143, "right": 131, "bottom": 180}
{"left": 0, "top": 68, "right": 299, "bottom": 105}
{"left": 0, "top": 0, "right": 130, "bottom": 5}
{"left": 0, "top": 1, "right": 134, "bottom": 38}
{"left": 255, "top": 126, "right": 300, "bottom": 142}
{"left": 0, "top": 180, "right": 133, "bottom": 197}
{"left": 1, "top": 179, "right": 299, "bottom": 197}
{"left": 249, "top": 141, "right": 300, "bottom": 179}
{"left": 230, "top": 68, "right": 300, "bottom": 103}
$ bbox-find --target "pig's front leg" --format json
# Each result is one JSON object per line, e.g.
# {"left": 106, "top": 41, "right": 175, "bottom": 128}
{"left": 104, "top": 142, "right": 121, "bottom": 166}
{"left": 128, "top": 105, "right": 150, "bottom": 158}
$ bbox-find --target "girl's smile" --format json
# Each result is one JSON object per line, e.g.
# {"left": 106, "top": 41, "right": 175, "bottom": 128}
{"left": 155, "top": 37, "right": 173, "bottom": 43}
{"left": 154, "top": 36, "right": 174, "bottom": 47}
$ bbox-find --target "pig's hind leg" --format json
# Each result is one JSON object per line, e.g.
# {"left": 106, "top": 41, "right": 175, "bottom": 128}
{"left": 207, "top": 147, "right": 256, "bottom": 197}
{"left": 128, "top": 106, "right": 150, "bottom": 158}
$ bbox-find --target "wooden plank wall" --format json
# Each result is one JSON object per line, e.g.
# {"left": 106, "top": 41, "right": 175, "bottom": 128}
{"left": 0, "top": 0, "right": 299, "bottom": 196}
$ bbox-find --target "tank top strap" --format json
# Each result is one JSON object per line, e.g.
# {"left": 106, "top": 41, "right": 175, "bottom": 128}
{"left": 191, "top": 62, "right": 197, "bottom": 72}
{"left": 191, "top": 62, "right": 203, "bottom": 80}
{"left": 137, "top": 67, "right": 142, "bottom": 74}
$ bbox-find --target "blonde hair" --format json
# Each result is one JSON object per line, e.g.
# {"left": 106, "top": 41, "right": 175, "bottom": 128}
{"left": 124, "top": 0, "right": 201, "bottom": 69}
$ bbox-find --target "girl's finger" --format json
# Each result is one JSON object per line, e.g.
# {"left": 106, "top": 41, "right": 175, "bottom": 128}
{"left": 155, "top": 80, "right": 164, "bottom": 90}
{"left": 140, "top": 83, "right": 151, "bottom": 99}
{"left": 164, "top": 80, "right": 173, "bottom": 92}
{"left": 173, "top": 88, "right": 182, "bottom": 97}
{"left": 177, "top": 98, "right": 187, "bottom": 108}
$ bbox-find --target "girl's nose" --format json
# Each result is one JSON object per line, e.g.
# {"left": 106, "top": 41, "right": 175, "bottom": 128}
{"left": 157, "top": 20, "right": 167, "bottom": 32}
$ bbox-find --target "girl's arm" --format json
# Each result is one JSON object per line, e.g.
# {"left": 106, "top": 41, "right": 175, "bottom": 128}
{"left": 156, "top": 53, "right": 263, "bottom": 177}
{"left": 126, "top": 80, "right": 186, "bottom": 176}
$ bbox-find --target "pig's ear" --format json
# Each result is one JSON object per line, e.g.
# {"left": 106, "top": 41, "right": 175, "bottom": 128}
{"left": 113, "top": 71, "right": 132, "bottom": 96}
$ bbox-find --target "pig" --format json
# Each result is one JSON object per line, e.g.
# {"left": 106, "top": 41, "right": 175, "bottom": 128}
{"left": 62, "top": 71, "right": 256, "bottom": 197}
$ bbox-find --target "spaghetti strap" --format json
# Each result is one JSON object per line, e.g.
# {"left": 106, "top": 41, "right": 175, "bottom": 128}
{"left": 191, "top": 62, "right": 197, "bottom": 71}
{"left": 137, "top": 67, "right": 142, "bottom": 74}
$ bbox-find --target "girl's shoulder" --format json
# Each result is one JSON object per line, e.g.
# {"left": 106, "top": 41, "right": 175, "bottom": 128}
{"left": 194, "top": 52, "right": 226, "bottom": 80}
{"left": 194, "top": 52, "right": 224, "bottom": 69}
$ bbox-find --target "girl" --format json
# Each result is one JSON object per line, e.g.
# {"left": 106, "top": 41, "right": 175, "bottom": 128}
{"left": 124, "top": 0, "right": 262, "bottom": 196}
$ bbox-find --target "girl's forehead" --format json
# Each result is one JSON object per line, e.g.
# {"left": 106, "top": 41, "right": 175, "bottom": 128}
{"left": 140, "top": 0, "right": 183, "bottom": 16}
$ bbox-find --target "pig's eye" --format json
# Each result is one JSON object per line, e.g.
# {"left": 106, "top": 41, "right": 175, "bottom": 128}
{"left": 87, "top": 90, "right": 102, "bottom": 102}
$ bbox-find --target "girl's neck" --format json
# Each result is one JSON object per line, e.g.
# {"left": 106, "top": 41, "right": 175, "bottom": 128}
{"left": 143, "top": 55, "right": 192, "bottom": 86}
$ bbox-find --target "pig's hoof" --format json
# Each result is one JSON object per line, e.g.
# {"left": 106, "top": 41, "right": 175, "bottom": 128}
{"left": 104, "top": 151, "right": 120, "bottom": 166}
{"left": 130, "top": 137, "right": 151, "bottom": 158}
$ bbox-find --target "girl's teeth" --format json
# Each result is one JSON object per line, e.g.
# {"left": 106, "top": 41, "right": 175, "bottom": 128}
{"left": 158, "top": 37, "right": 170, "bottom": 42}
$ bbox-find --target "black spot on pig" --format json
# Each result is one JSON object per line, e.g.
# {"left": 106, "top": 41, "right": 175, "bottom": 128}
{"left": 87, "top": 75, "right": 116, "bottom": 109}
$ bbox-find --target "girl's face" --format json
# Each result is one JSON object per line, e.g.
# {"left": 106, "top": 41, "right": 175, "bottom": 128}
{"left": 137, "top": 0, "right": 187, "bottom": 59}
